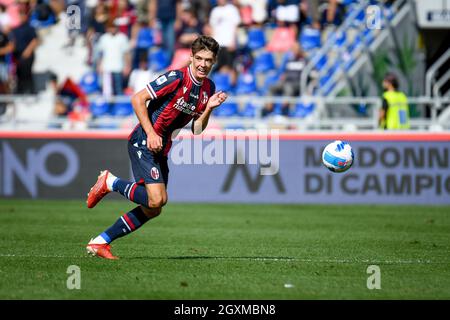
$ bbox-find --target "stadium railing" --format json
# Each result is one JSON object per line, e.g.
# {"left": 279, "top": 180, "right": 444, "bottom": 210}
{"left": 0, "top": 94, "right": 449, "bottom": 131}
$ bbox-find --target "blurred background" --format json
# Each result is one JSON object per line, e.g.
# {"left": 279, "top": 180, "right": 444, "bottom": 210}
{"left": 0, "top": 0, "right": 449, "bottom": 204}
{"left": 0, "top": 0, "right": 448, "bottom": 130}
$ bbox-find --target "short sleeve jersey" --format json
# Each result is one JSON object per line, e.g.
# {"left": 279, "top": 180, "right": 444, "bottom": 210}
{"left": 131, "top": 65, "right": 215, "bottom": 156}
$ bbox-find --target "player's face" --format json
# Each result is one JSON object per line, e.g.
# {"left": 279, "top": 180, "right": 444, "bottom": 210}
{"left": 191, "top": 49, "right": 216, "bottom": 81}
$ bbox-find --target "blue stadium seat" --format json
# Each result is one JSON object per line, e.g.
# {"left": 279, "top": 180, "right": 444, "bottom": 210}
{"left": 260, "top": 70, "right": 281, "bottom": 94}
{"left": 334, "top": 31, "right": 347, "bottom": 48}
{"left": 90, "top": 98, "right": 110, "bottom": 117}
{"left": 240, "top": 102, "right": 258, "bottom": 117}
{"left": 349, "top": 34, "right": 363, "bottom": 52}
{"left": 253, "top": 51, "right": 275, "bottom": 73}
{"left": 79, "top": 72, "right": 101, "bottom": 94}
{"left": 314, "top": 55, "right": 328, "bottom": 71}
{"left": 272, "top": 103, "right": 290, "bottom": 116}
{"left": 351, "top": 8, "right": 366, "bottom": 27}
{"left": 291, "top": 102, "right": 315, "bottom": 118}
{"left": 214, "top": 102, "right": 239, "bottom": 117}
{"left": 149, "top": 48, "right": 170, "bottom": 71}
{"left": 299, "top": 27, "right": 321, "bottom": 51}
{"left": 235, "top": 72, "right": 258, "bottom": 94}
{"left": 247, "top": 28, "right": 266, "bottom": 50}
{"left": 136, "top": 27, "right": 154, "bottom": 49}
{"left": 212, "top": 72, "right": 233, "bottom": 92}
{"left": 111, "top": 101, "right": 133, "bottom": 116}
{"left": 362, "top": 28, "right": 375, "bottom": 46}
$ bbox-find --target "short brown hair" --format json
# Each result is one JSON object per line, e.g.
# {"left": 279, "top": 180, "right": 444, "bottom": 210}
{"left": 191, "top": 35, "right": 220, "bottom": 57}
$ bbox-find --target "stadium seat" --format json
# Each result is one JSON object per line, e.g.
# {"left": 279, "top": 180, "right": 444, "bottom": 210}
{"left": 272, "top": 103, "right": 290, "bottom": 116}
{"left": 362, "top": 28, "right": 375, "bottom": 46}
{"left": 266, "top": 27, "right": 296, "bottom": 52}
{"left": 213, "top": 102, "right": 239, "bottom": 117}
{"left": 136, "top": 27, "right": 154, "bottom": 49}
{"left": 253, "top": 51, "right": 275, "bottom": 73}
{"left": 79, "top": 72, "right": 101, "bottom": 94}
{"left": 212, "top": 72, "right": 233, "bottom": 92}
{"left": 167, "top": 48, "right": 191, "bottom": 70}
{"left": 291, "top": 102, "right": 315, "bottom": 118}
{"left": 90, "top": 98, "right": 110, "bottom": 117}
{"left": 260, "top": 70, "right": 281, "bottom": 94}
{"left": 299, "top": 27, "right": 321, "bottom": 51}
{"left": 111, "top": 101, "right": 133, "bottom": 117}
{"left": 240, "top": 102, "right": 258, "bottom": 117}
{"left": 351, "top": 8, "right": 366, "bottom": 27}
{"left": 235, "top": 72, "right": 258, "bottom": 94}
{"left": 247, "top": 27, "right": 266, "bottom": 50}
{"left": 333, "top": 31, "right": 347, "bottom": 48}
{"left": 314, "top": 55, "right": 328, "bottom": 71}
{"left": 149, "top": 48, "right": 170, "bottom": 71}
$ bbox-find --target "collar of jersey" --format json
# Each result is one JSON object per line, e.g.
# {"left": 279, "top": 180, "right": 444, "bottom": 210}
{"left": 188, "top": 64, "right": 203, "bottom": 86}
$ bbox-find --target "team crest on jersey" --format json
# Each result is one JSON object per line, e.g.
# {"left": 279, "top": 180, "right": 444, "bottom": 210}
{"left": 202, "top": 92, "right": 208, "bottom": 104}
{"left": 150, "top": 167, "right": 160, "bottom": 180}
{"left": 156, "top": 75, "right": 167, "bottom": 85}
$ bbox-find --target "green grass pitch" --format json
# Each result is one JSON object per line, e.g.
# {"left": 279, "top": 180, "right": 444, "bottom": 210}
{"left": 0, "top": 200, "right": 449, "bottom": 299}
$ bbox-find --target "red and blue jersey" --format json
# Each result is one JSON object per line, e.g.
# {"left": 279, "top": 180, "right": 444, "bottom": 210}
{"left": 130, "top": 65, "right": 215, "bottom": 156}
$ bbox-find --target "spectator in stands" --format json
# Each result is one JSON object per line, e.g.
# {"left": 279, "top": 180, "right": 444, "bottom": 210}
{"left": 0, "top": 20, "right": 13, "bottom": 85}
{"left": 10, "top": 8, "right": 39, "bottom": 94}
{"left": 189, "top": 0, "right": 211, "bottom": 26}
{"left": 149, "top": 0, "right": 181, "bottom": 62}
{"left": 379, "top": 73, "right": 410, "bottom": 130}
{"left": 30, "top": 0, "right": 57, "bottom": 29}
{"left": 208, "top": 0, "right": 241, "bottom": 82}
{"left": 96, "top": 21, "right": 131, "bottom": 97}
{"left": 0, "top": 22, "right": 13, "bottom": 115}
{"left": 113, "top": 0, "right": 136, "bottom": 38}
{"left": 175, "top": 7, "right": 203, "bottom": 49}
{"left": 262, "top": 42, "right": 306, "bottom": 117}
{"left": 0, "top": 4, "right": 11, "bottom": 32}
{"left": 126, "top": 51, "right": 157, "bottom": 93}
{"left": 237, "top": 0, "right": 268, "bottom": 26}
{"left": 274, "top": 0, "right": 301, "bottom": 27}
{"left": 48, "top": 72, "right": 89, "bottom": 117}
{"left": 86, "top": 0, "right": 109, "bottom": 66}
{"left": 136, "top": 0, "right": 151, "bottom": 26}
{"left": 308, "top": 0, "right": 340, "bottom": 30}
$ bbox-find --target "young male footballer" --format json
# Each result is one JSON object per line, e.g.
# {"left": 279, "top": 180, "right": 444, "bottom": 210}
{"left": 86, "top": 35, "right": 228, "bottom": 259}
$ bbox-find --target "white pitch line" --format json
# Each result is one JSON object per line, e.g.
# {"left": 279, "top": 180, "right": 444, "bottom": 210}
{"left": 0, "top": 254, "right": 446, "bottom": 265}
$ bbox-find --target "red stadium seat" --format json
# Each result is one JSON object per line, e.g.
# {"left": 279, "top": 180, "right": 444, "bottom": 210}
{"left": 266, "top": 27, "right": 296, "bottom": 52}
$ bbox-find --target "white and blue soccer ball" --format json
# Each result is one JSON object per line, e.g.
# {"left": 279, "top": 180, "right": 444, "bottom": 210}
{"left": 322, "top": 140, "right": 354, "bottom": 173}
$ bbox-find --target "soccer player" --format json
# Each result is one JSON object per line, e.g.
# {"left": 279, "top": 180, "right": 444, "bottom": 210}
{"left": 86, "top": 35, "right": 228, "bottom": 259}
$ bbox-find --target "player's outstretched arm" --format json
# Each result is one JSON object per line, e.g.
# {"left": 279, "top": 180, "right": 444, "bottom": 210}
{"left": 192, "top": 91, "right": 228, "bottom": 135}
{"left": 131, "top": 89, "right": 163, "bottom": 153}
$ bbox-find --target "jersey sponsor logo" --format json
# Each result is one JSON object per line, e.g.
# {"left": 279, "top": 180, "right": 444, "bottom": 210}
{"left": 151, "top": 167, "right": 160, "bottom": 180}
{"left": 156, "top": 75, "right": 167, "bottom": 85}
{"left": 174, "top": 97, "right": 200, "bottom": 115}
{"left": 202, "top": 91, "right": 208, "bottom": 104}
{"left": 183, "top": 86, "right": 188, "bottom": 94}
{"left": 190, "top": 92, "right": 199, "bottom": 99}
{"left": 168, "top": 71, "right": 177, "bottom": 77}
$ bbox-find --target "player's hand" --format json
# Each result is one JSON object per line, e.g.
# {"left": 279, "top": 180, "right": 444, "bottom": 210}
{"left": 147, "top": 132, "right": 163, "bottom": 153}
{"left": 206, "top": 91, "right": 228, "bottom": 110}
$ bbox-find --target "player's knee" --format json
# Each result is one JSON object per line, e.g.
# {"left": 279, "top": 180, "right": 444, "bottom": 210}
{"left": 148, "top": 195, "right": 166, "bottom": 208}
{"left": 142, "top": 206, "right": 161, "bottom": 219}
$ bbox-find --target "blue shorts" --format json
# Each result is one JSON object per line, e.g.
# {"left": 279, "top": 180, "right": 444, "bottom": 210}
{"left": 128, "top": 127, "right": 169, "bottom": 185}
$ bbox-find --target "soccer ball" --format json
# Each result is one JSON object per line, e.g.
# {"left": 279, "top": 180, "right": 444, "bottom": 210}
{"left": 322, "top": 140, "right": 354, "bottom": 173}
